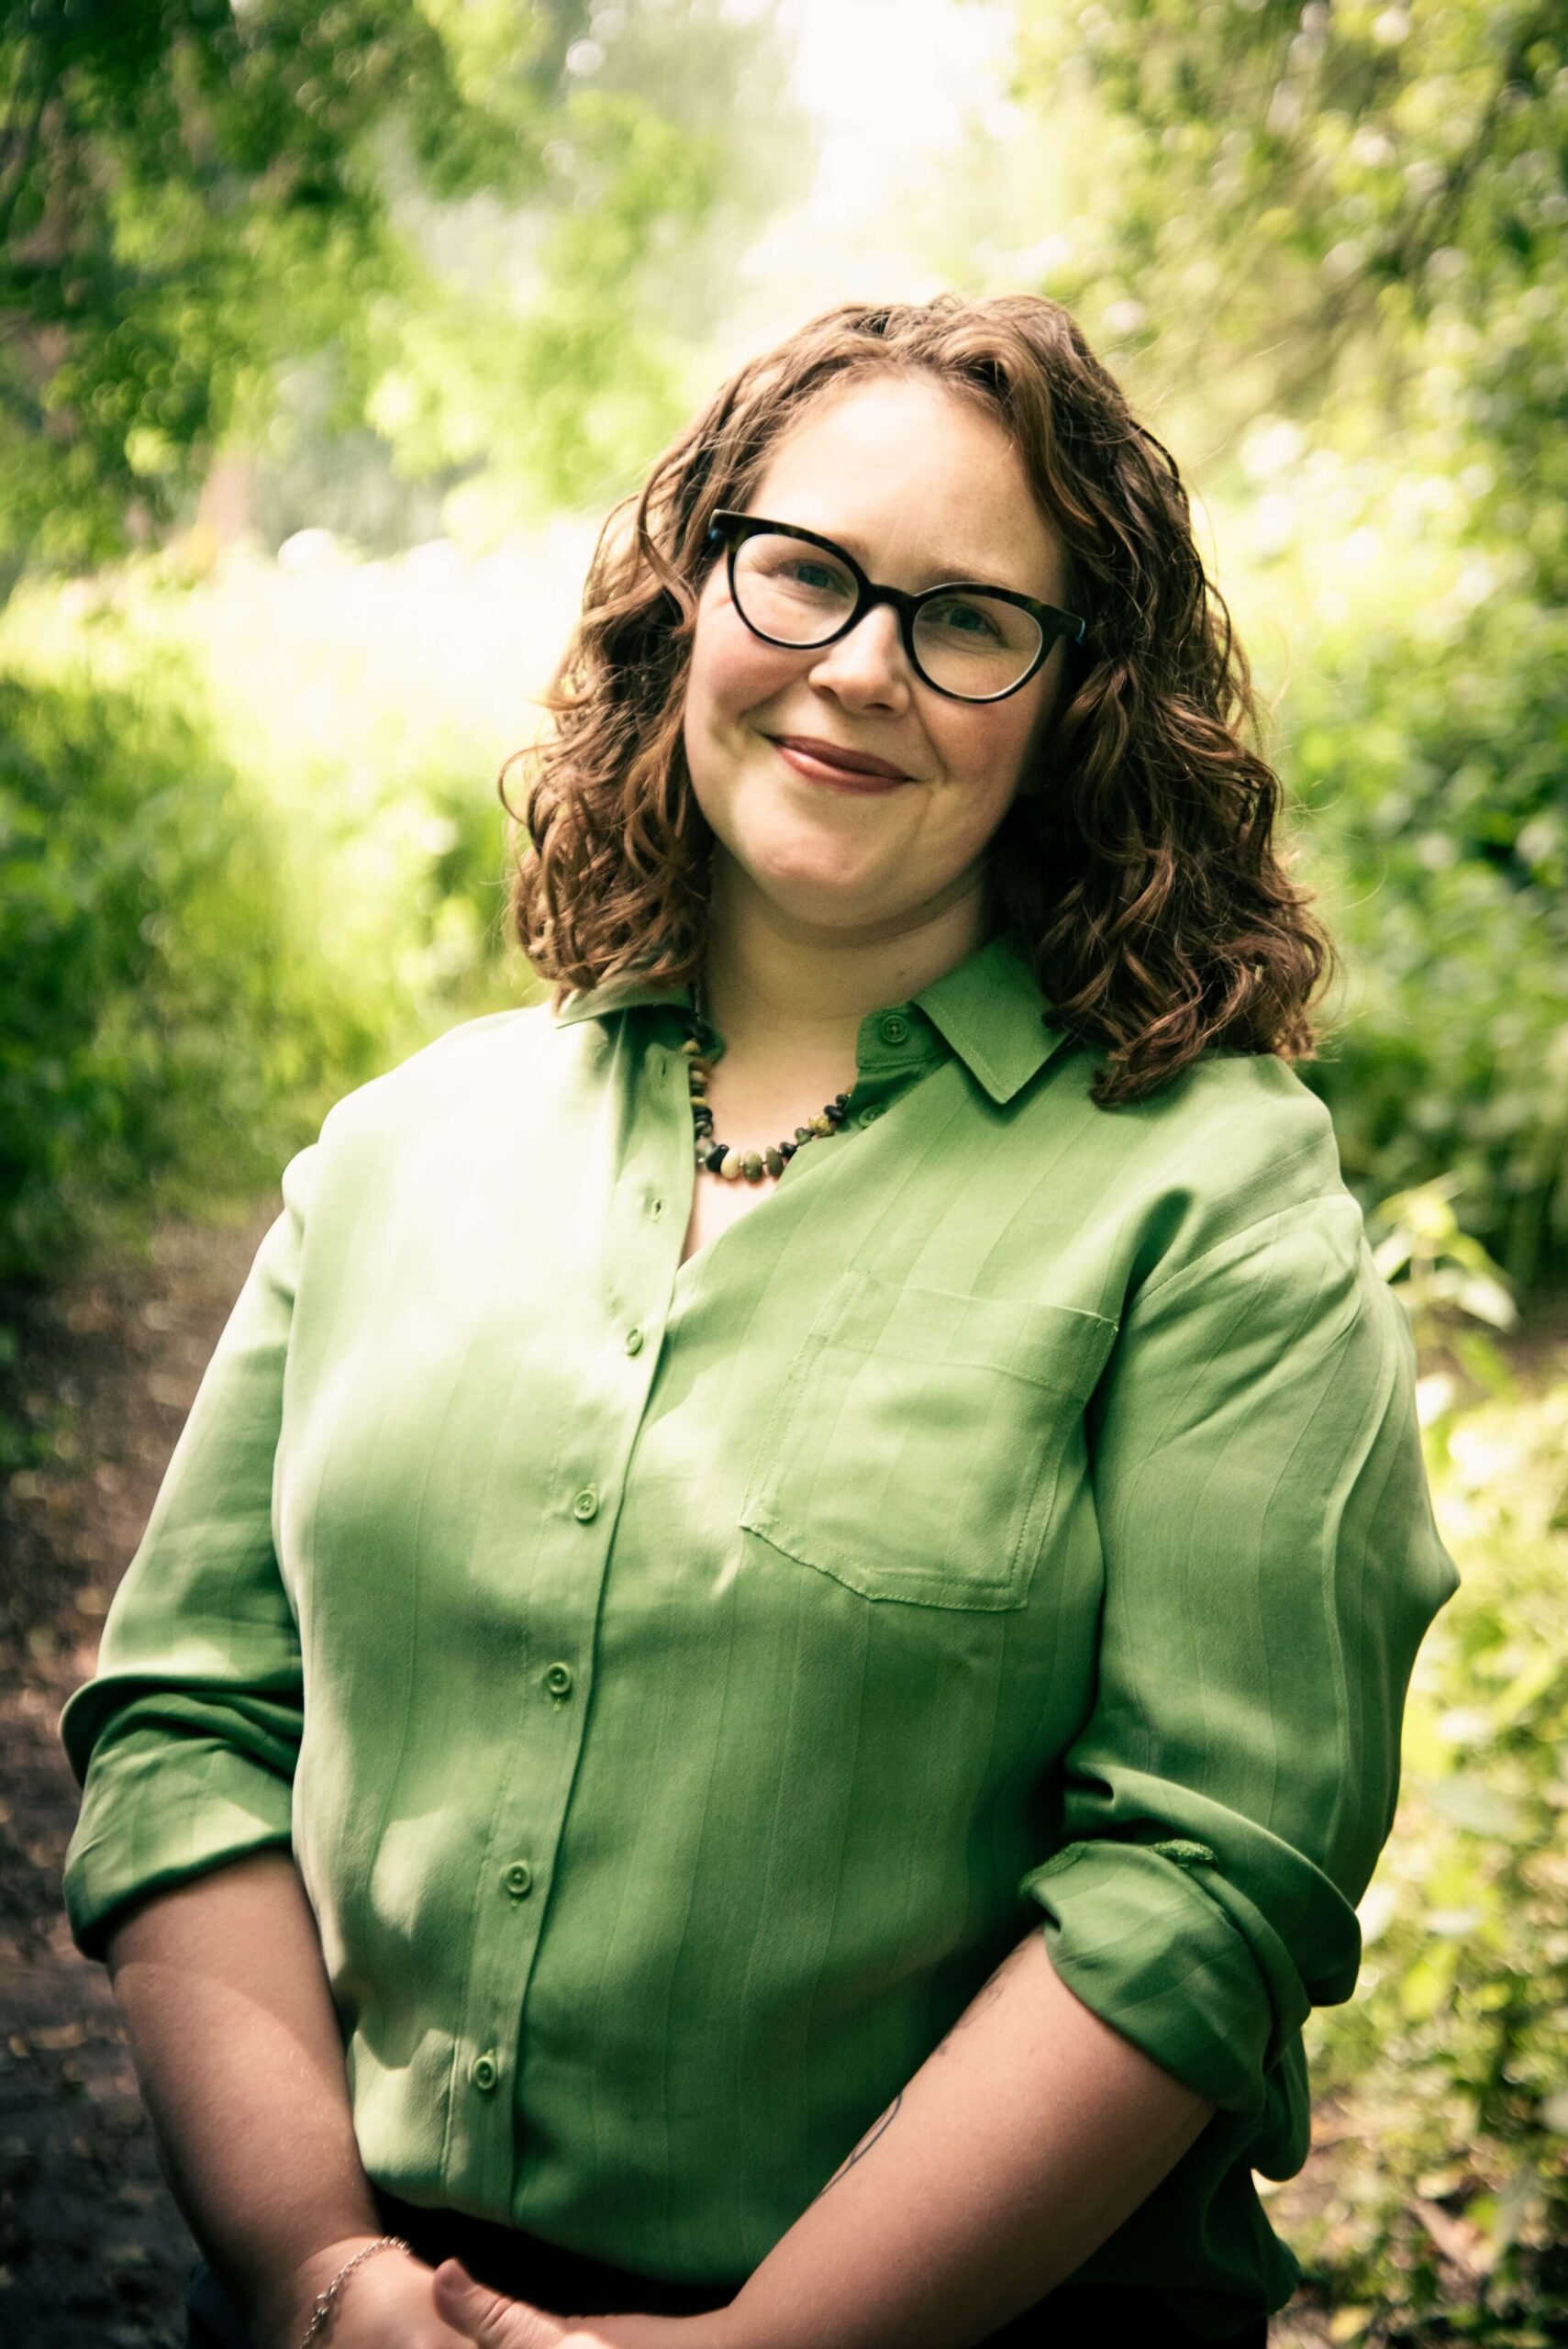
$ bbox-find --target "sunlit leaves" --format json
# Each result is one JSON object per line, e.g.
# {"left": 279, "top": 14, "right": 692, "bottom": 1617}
{"left": 1006, "top": 0, "right": 1566, "bottom": 596}
{"left": 0, "top": 0, "right": 800, "bottom": 573}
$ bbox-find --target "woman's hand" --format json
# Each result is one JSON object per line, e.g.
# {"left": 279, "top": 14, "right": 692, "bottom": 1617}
{"left": 430, "top": 2257, "right": 737, "bottom": 2349}
{"left": 256, "top": 2232, "right": 471, "bottom": 2349}
{"left": 257, "top": 2232, "right": 737, "bottom": 2349}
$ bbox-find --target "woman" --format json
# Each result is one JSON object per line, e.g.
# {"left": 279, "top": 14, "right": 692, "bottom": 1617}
{"left": 60, "top": 294, "right": 1460, "bottom": 2349}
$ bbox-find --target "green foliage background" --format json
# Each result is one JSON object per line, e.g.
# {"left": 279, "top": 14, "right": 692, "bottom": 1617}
{"left": 2, "top": 1, "right": 1565, "bottom": 2338}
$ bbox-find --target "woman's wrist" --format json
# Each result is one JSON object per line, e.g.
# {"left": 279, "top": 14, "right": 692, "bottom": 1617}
{"left": 253, "top": 2228, "right": 417, "bottom": 2349}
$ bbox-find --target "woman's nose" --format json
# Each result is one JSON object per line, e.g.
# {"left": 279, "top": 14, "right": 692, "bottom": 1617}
{"left": 806, "top": 603, "right": 912, "bottom": 702}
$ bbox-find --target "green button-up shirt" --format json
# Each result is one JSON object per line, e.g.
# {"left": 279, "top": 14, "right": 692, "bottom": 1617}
{"left": 60, "top": 926, "right": 1460, "bottom": 2337}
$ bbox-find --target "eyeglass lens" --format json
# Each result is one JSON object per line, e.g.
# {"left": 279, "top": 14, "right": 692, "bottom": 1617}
{"left": 731, "top": 533, "right": 1043, "bottom": 699}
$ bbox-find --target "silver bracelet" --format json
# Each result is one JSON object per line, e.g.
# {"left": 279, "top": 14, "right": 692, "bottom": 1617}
{"left": 296, "top": 2234, "right": 411, "bottom": 2349}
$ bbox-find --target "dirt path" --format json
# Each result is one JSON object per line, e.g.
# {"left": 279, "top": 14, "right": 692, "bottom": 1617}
{"left": 7, "top": 1204, "right": 1563, "bottom": 2348}
{"left": 1, "top": 1202, "right": 274, "bottom": 2349}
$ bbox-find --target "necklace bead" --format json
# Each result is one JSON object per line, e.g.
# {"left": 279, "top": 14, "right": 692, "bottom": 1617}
{"left": 684, "top": 988, "right": 853, "bottom": 1185}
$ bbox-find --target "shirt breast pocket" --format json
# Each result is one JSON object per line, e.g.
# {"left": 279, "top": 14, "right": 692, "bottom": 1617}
{"left": 738, "top": 1268, "right": 1119, "bottom": 1611}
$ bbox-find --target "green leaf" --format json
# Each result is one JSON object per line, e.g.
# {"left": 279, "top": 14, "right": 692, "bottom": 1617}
{"left": 1422, "top": 1776, "right": 1528, "bottom": 1841}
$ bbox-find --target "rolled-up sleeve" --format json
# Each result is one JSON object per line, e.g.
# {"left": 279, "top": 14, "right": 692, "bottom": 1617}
{"left": 1019, "top": 1188, "right": 1462, "bottom": 2121}
{"left": 58, "top": 1137, "right": 320, "bottom": 1963}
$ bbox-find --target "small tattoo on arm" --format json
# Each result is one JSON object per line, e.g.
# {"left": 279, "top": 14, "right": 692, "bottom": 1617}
{"left": 804, "top": 1935, "right": 1038, "bottom": 2211}
{"left": 808, "top": 2091, "right": 903, "bottom": 2204}
{"left": 932, "top": 1934, "right": 1029, "bottom": 2058}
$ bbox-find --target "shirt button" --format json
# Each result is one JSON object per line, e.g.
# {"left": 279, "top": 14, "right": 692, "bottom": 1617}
{"left": 470, "top": 2052, "right": 499, "bottom": 2093}
{"left": 625, "top": 1327, "right": 643, "bottom": 1355}
{"left": 573, "top": 1487, "right": 598, "bottom": 1520}
{"left": 650, "top": 1197, "right": 663, "bottom": 1220}
{"left": 544, "top": 1662, "right": 574, "bottom": 1698}
{"left": 857, "top": 1102, "right": 886, "bottom": 1127}
{"left": 878, "top": 1012, "right": 910, "bottom": 1045}
{"left": 502, "top": 1861, "right": 534, "bottom": 1899}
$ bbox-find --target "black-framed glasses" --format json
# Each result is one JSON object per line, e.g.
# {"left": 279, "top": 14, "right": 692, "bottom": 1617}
{"left": 706, "top": 510, "right": 1090, "bottom": 704}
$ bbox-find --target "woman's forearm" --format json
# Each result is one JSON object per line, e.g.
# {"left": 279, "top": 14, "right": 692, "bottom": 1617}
{"left": 714, "top": 1928, "right": 1218, "bottom": 2349}
{"left": 102, "top": 1848, "right": 388, "bottom": 2348}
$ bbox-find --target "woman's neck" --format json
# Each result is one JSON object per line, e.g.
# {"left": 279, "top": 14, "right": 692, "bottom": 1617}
{"left": 697, "top": 872, "right": 995, "bottom": 1062}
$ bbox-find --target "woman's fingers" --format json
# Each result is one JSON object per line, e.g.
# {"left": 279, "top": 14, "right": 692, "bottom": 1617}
{"left": 428, "top": 2260, "right": 721, "bottom": 2348}
{"left": 429, "top": 2257, "right": 569, "bottom": 2345}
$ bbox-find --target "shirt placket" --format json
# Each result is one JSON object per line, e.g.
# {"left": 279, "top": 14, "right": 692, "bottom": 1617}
{"left": 441, "top": 1020, "right": 697, "bottom": 2199}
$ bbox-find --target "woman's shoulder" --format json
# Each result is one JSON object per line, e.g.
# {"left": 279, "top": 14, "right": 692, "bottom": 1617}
{"left": 1170, "top": 1041, "right": 1336, "bottom": 1143}
{"left": 1068, "top": 1036, "right": 1339, "bottom": 1170}
{"left": 314, "top": 998, "right": 562, "bottom": 1150}
{"left": 1063, "top": 1043, "right": 1351, "bottom": 1296}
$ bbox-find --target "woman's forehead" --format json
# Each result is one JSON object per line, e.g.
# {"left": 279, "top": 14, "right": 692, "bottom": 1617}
{"left": 747, "top": 377, "right": 1060, "bottom": 594}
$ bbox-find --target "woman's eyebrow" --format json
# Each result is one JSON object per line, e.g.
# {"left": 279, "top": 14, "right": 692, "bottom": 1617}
{"left": 806, "top": 523, "right": 1038, "bottom": 598}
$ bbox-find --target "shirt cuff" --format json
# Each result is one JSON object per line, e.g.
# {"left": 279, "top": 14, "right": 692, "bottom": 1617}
{"left": 61, "top": 1725, "right": 296, "bottom": 1964}
{"left": 1018, "top": 1836, "right": 1305, "bottom": 2119}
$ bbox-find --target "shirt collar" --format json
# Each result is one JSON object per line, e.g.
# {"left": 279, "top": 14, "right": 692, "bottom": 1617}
{"left": 550, "top": 927, "right": 1074, "bottom": 1106}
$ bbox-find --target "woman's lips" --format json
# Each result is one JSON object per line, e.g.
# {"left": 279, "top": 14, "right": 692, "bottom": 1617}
{"left": 770, "top": 740, "right": 909, "bottom": 794}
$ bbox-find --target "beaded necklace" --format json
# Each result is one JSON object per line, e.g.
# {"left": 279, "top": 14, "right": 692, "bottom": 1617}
{"left": 683, "top": 974, "right": 852, "bottom": 1186}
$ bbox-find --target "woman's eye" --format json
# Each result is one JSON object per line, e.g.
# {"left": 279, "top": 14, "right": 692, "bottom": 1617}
{"left": 785, "top": 561, "right": 844, "bottom": 592}
{"left": 928, "top": 597, "right": 1002, "bottom": 640}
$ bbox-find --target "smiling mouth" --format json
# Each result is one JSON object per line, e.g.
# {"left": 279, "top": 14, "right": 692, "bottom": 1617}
{"left": 767, "top": 738, "right": 911, "bottom": 792}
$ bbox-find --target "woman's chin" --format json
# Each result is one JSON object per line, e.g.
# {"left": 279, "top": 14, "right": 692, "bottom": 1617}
{"left": 707, "top": 851, "right": 890, "bottom": 937}
{"left": 739, "top": 826, "right": 895, "bottom": 896}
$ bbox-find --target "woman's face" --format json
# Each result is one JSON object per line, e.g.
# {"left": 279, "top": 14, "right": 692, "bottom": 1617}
{"left": 682, "top": 371, "right": 1072, "bottom": 938}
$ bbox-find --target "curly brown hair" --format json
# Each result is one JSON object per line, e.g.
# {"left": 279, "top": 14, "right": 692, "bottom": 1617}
{"left": 501, "top": 291, "right": 1338, "bottom": 1107}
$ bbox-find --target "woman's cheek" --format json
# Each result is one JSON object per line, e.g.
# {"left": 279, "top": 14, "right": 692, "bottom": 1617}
{"left": 934, "top": 710, "right": 1021, "bottom": 804}
{"left": 971, "top": 695, "right": 1050, "bottom": 802}
{"left": 688, "top": 590, "right": 783, "bottom": 726}
{"left": 711, "top": 634, "right": 804, "bottom": 730}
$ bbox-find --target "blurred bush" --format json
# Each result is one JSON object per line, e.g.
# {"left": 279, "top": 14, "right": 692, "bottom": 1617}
{"left": 1294, "top": 1341, "right": 1568, "bottom": 2338}
{"left": 0, "top": 577, "right": 529, "bottom": 1468}
{"left": 1283, "top": 590, "right": 1568, "bottom": 1300}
